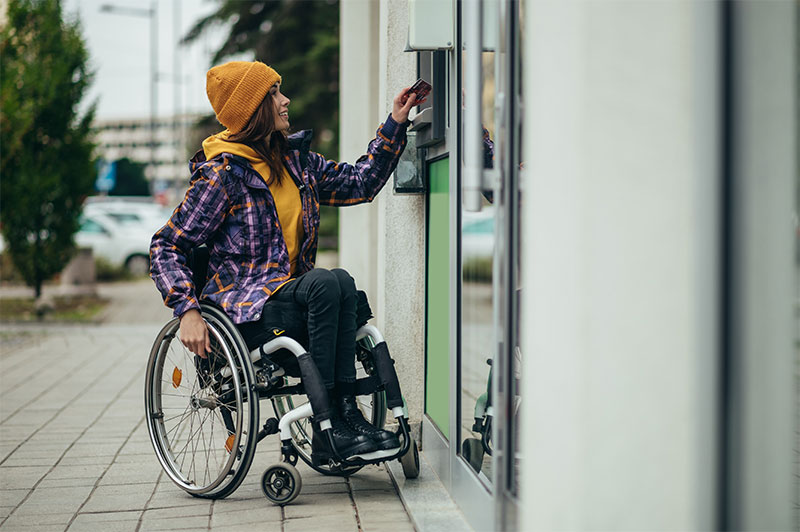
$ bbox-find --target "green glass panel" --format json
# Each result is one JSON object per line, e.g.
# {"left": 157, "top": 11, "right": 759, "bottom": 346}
{"left": 425, "top": 157, "right": 450, "bottom": 439}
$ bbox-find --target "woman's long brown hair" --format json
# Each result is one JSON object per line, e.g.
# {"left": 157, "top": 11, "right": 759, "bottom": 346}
{"left": 223, "top": 92, "right": 288, "bottom": 186}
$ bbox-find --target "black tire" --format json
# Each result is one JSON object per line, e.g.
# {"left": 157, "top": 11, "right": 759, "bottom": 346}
{"left": 270, "top": 336, "right": 386, "bottom": 476}
{"left": 400, "top": 436, "right": 420, "bottom": 479}
{"left": 261, "top": 463, "right": 302, "bottom": 505}
{"left": 125, "top": 254, "right": 150, "bottom": 276}
{"left": 462, "top": 437, "right": 484, "bottom": 473}
{"left": 144, "top": 304, "right": 259, "bottom": 498}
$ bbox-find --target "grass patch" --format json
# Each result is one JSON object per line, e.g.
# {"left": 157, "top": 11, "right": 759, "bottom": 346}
{"left": 0, "top": 295, "right": 109, "bottom": 323}
{"left": 95, "top": 257, "right": 136, "bottom": 282}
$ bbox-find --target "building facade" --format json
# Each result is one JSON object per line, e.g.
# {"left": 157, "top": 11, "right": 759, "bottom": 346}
{"left": 94, "top": 114, "right": 201, "bottom": 185}
{"left": 338, "top": 0, "right": 798, "bottom": 530}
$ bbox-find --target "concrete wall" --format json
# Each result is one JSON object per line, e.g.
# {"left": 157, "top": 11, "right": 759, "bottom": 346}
{"left": 339, "top": 0, "right": 426, "bottom": 431}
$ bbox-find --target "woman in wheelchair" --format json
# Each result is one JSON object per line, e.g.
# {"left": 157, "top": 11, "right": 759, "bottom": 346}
{"left": 149, "top": 60, "right": 421, "bottom": 478}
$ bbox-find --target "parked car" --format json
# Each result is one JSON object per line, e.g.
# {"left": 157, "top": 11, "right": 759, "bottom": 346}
{"left": 83, "top": 197, "right": 173, "bottom": 236}
{"left": 76, "top": 211, "right": 153, "bottom": 276}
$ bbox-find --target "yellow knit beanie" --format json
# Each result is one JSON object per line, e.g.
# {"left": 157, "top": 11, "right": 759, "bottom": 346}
{"left": 206, "top": 61, "right": 282, "bottom": 133}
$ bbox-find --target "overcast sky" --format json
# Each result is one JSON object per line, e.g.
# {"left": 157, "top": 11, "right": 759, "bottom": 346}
{"left": 63, "top": 0, "right": 251, "bottom": 121}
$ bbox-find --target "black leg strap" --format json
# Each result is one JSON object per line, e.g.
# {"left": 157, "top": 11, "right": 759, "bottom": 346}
{"left": 296, "top": 352, "right": 332, "bottom": 422}
{"left": 354, "top": 375, "right": 381, "bottom": 396}
{"left": 371, "top": 342, "right": 403, "bottom": 409}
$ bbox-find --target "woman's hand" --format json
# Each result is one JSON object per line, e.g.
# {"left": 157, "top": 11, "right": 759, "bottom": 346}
{"left": 179, "top": 309, "right": 210, "bottom": 357}
{"left": 392, "top": 87, "right": 426, "bottom": 124}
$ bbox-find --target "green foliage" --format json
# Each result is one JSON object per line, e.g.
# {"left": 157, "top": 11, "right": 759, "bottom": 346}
{"left": 94, "top": 256, "right": 133, "bottom": 282}
{"left": 0, "top": 0, "right": 97, "bottom": 297}
{"left": 109, "top": 158, "right": 149, "bottom": 196}
{"left": 183, "top": 0, "right": 340, "bottom": 158}
{"left": 0, "top": 295, "right": 108, "bottom": 322}
{"left": 463, "top": 256, "right": 493, "bottom": 284}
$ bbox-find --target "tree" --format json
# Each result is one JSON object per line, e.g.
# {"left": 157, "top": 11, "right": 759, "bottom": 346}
{"left": 183, "top": 0, "right": 340, "bottom": 158}
{"left": 0, "top": 0, "right": 96, "bottom": 298}
{"left": 109, "top": 158, "right": 149, "bottom": 196}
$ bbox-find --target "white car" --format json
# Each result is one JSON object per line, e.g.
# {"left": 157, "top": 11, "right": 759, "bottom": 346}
{"left": 84, "top": 197, "right": 173, "bottom": 235}
{"left": 76, "top": 211, "right": 154, "bottom": 275}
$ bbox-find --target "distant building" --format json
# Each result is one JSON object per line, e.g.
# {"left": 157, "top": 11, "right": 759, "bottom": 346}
{"left": 93, "top": 114, "right": 203, "bottom": 185}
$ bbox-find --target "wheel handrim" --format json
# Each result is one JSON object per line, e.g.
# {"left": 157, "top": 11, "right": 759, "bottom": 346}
{"left": 145, "top": 320, "right": 250, "bottom": 495}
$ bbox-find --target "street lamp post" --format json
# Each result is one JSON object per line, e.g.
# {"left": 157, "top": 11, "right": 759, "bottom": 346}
{"left": 100, "top": 2, "right": 157, "bottom": 183}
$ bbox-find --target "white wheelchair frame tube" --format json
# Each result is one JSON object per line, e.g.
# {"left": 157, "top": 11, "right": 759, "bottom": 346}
{"left": 223, "top": 324, "right": 399, "bottom": 437}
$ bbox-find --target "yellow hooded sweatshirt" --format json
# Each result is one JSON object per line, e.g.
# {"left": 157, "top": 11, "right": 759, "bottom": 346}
{"left": 202, "top": 132, "right": 304, "bottom": 276}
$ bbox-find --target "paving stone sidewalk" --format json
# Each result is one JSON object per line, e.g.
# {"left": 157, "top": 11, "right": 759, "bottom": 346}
{"left": 0, "top": 280, "right": 416, "bottom": 532}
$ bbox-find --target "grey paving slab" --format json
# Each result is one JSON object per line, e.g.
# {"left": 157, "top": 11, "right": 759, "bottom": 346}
{"left": 80, "top": 483, "right": 153, "bottom": 513}
{"left": 0, "top": 492, "right": 28, "bottom": 509}
{"left": 99, "top": 460, "right": 161, "bottom": 486}
{"left": 359, "top": 509, "right": 414, "bottom": 532}
{"left": 67, "top": 513, "right": 141, "bottom": 532}
{"left": 2, "top": 511, "right": 73, "bottom": 527}
{"left": 139, "top": 510, "right": 210, "bottom": 531}
{"left": 283, "top": 513, "right": 360, "bottom": 532}
{"left": 37, "top": 477, "right": 98, "bottom": 489}
{"left": 1, "top": 524, "right": 66, "bottom": 532}
{"left": 14, "top": 485, "right": 94, "bottom": 515}
{"left": 0, "top": 280, "right": 419, "bottom": 531}
{"left": 209, "top": 500, "right": 281, "bottom": 528}
{"left": 0, "top": 466, "right": 51, "bottom": 489}
{"left": 44, "top": 464, "right": 107, "bottom": 480}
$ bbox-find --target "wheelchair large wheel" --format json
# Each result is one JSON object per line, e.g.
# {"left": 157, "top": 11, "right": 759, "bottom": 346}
{"left": 145, "top": 305, "right": 260, "bottom": 498}
{"left": 271, "top": 336, "right": 386, "bottom": 476}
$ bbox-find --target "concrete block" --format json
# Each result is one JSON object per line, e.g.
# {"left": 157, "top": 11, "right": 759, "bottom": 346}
{"left": 60, "top": 247, "right": 96, "bottom": 289}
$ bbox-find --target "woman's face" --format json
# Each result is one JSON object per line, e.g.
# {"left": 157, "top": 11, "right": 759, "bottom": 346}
{"left": 270, "top": 83, "right": 290, "bottom": 131}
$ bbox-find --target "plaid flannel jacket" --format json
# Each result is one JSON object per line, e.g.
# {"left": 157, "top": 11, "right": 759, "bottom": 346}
{"left": 150, "top": 114, "right": 408, "bottom": 324}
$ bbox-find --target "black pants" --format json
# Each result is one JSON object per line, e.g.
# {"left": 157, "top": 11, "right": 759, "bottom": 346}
{"left": 238, "top": 268, "right": 359, "bottom": 389}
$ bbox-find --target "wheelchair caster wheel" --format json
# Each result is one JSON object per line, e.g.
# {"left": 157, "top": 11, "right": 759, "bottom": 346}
{"left": 462, "top": 437, "right": 484, "bottom": 473}
{"left": 261, "top": 463, "right": 302, "bottom": 505}
{"left": 400, "top": 437, "right": 420, "bottom": 479}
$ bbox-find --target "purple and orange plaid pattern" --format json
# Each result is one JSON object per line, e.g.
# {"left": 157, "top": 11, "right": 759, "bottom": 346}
{"left": 150, "top": 114, "right": 407, "bottom": 324}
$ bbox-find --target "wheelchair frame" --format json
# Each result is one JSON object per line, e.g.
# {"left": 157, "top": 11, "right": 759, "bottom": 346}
{"left": 144, "top": 302, "right": 419, "bottom": 505}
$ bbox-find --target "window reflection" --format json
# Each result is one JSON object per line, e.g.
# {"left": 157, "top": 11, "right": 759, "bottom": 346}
{"left": 459, "top": 44, "right": 497, "bottom": 482}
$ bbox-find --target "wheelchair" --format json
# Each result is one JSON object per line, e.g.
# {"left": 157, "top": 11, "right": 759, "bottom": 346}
{"left": 143, "top": 255, "right": 420, "bottom": 505}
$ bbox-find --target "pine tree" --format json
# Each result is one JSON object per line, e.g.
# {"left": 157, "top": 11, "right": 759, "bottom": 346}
{"left": 0, "top": 0, "right": 97, "bottom": 297}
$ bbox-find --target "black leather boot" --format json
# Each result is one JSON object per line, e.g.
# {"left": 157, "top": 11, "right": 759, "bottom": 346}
{"left": 340, "top": 395, "right": 401, "bottom": 451}
{"left": 311, "top": 387, "right": 378, "bottom": 465}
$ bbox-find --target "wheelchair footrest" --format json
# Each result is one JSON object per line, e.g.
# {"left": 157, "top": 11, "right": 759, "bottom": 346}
{"left": 345, "top": 446, "right": 402, "bottom": 462}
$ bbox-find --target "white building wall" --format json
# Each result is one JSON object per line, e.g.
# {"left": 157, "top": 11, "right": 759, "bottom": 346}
{"left": 375, "top": 0, "right": 425, "bottom": 430}
{"left": 338, "top": 0, "right": 380, "bottom": 300}
{"left": 520, "top": 1, "right": 720, "bottom": 529}
{"left": 339, "top": 0, "right": 426, "bottom": 429}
